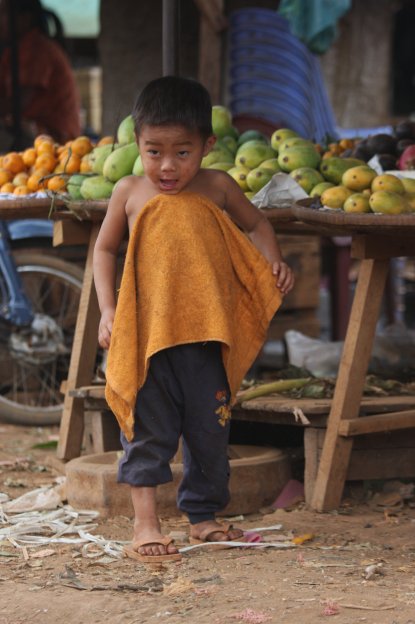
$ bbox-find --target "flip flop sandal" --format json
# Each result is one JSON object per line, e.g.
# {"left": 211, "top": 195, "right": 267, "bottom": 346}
{"left": 123, "top": 536, "right": 182, "bottom": 563}
{"left": 189, "top": 522, "right": 245, "bottom": 550}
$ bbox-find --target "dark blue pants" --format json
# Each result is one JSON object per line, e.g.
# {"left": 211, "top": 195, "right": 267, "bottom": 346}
{"left": 118, "top": 342, "right": 232, "bottom": 524}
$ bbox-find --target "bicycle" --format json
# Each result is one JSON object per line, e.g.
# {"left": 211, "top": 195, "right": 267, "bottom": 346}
{"left": 0, "top": 218, "right": 85, "bottom": 425}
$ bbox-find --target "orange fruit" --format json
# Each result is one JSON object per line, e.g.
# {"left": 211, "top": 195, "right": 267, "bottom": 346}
{"left": 34, "top": 134, "right": 54, "bottom": 150}
{"left": 13, "top": 185, "right": 30, "bottom": 196}
{"left": 61, "top": 153, "right": 81, "bottom": 174}
{"left": 71, "top": 135, "right": 93, "bottom": 157}
{"left": 13, "top": 172, "right": 29, "bottom": 186}
{"left": 27, "top": 170, "right": 48, "bottom": 192}
{"left": 22, "top": 147, "right": 37, "bottom": 167}
{"left": 36, "top": 140, "right": 56, "bottom": 156}
{"left": 47, "top": 175, "right": 67, "bottom": 192}
{"left": 2, "top": 152, "right": 25, "bottom": 174}
{"left": 80, "top": 154, "right": 92, "bottom": 173}
{"left": 58, "top": 147, "right": 70, "bottom": 163}
{"left": 34, "top": 153, "right": 57, "bottom": 173}
{"left": 0, "top": 168, "right": 13, "bottom": 186}
{"left": 97, "top": 135, "right": 115, "bottom": 146}
{"left": 1, "top": 182, "right": 15, "bottom": 193}
{"left": 0, "top": 156, "right": 4, "bottom": 167}
{"left": 53, "top": 162, "right": 65, "bottom": 173}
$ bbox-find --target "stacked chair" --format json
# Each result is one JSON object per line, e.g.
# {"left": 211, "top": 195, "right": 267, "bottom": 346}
{"left": 227, "top": 8, "right": 338, "bottom": 143}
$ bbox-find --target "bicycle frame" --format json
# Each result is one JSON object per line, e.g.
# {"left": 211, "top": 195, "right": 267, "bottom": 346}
{"left": 0, "top": 219, "right": 40, "bottom": 326}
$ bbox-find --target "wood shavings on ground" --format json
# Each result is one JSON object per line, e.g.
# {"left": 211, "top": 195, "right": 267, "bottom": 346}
{"left": 321, "top": 599, "right": 340, "bottom": 616}
{"left": 231, "top": 608, "right": 272, "bottom": 622}
{"left": 0, "top": 490, "right": 125, "bottom": 559}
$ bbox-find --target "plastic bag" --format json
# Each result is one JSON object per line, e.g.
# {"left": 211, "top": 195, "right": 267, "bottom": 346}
{"left": 251, "top": 172, "right": 308, "bottom": 210}
{"left": 285, "top": 324, "right": 415, "bottom": 378}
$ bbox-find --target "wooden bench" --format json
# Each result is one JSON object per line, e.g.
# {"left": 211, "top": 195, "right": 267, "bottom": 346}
{"left": 70, "top": 384, "right": 415, "bottom": 503}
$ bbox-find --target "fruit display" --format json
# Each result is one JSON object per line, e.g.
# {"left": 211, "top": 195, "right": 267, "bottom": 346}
{"left": 1, "top": 106, "right": 415, "bottom": 212}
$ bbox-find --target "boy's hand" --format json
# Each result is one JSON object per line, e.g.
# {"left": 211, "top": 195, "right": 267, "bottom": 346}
{"left": 272, "top": 261, "right": 294, "bottom": 296}
{"left": 98, "top": 309, "right": 115, "bottom": 349}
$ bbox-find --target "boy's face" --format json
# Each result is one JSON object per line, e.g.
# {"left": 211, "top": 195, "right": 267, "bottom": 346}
{"left": 137, "top": 124, "right": 215, "bottom": 194}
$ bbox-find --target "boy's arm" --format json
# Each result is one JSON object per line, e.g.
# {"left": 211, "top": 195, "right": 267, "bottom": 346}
{"left": 222, "top": 172, "right": 294, "bottom": 295}
{"left": 93, "top": 179, "right": 130, "bottom": 348}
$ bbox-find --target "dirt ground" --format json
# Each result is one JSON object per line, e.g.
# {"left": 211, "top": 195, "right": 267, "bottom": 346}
{"left": 1, "top": 423, "right": 415, "bottom": 624}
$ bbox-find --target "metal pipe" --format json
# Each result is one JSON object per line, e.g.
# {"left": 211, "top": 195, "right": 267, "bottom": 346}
{"left": 162, "top": 0, "right": 179, "bottom": 76}
{"left": 7, "top": 0, "right": 23, "bottom": 149}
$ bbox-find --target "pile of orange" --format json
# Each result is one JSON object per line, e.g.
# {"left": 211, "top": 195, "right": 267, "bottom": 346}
{"left": 0, "top": 133, "right": 114, "bottom": 196}
{"left": 321, "top": 138, "right": 358, "bottom": 160}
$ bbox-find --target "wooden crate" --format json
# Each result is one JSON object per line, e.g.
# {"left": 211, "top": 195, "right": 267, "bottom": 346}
{"left": 267, "top": 308, "right": 320, "bottom": 341}
{"left": 304, "top": 427, "right": 415, "bottom": 502}
{"left": 277, "top": 235, "right": 321, "bottom": 311}
{"left": 73, "top": 67, "right": 102, "bottom": 134}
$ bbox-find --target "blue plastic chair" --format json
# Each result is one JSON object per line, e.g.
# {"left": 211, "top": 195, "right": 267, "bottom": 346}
{"left": 227, "top": 9, "right": 339, "bottom": 143}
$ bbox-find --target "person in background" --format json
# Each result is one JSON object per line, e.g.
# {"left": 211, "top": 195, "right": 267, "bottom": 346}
{"left": 0, "top": 0, "right": 81, "bottom": 147}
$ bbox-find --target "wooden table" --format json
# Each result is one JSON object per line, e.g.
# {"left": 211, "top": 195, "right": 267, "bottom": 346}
{"left": 2, "top": 198, "right": 415, "bottom": 510}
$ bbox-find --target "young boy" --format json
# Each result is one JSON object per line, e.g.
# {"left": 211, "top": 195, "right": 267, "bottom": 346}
{"left": 93, "top": 76, "right": 294, "bottom": 563}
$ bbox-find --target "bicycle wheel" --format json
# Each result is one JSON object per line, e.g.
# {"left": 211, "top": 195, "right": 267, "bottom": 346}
{"left": 0, "top": 252, "right": 84, "bottom": 425}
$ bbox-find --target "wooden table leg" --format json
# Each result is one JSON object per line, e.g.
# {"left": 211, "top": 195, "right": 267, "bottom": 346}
{"left": 310, "top": 256, "right": 389, "bottom": 511}
{"left": 57, "top": 223, "right": 101, "bottom": 460}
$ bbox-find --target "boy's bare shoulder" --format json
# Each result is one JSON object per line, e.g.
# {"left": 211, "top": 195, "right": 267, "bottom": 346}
{"left": 198, "top": 167, "right": 233, "bottom": 186}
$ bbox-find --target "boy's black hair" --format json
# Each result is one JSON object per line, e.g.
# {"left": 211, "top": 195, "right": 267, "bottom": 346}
{"left": 132, "top": 76, "right": 213, "bottom": 139}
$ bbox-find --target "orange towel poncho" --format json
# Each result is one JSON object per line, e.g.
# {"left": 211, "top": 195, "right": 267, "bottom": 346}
{"left": 105, "top": 192, "right": 282, "bottom": 441}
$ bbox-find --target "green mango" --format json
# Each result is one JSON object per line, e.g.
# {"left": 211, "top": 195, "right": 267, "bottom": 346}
{"left": 369, "top": 190, "right": 407, "bottom": 215}
{"left": 260, "top": 158, "right": 281, "bottom": 173}
{"left": 90, "top": 144, "right": 117, "bottom": 175}
{"left": 117, "top": 114, "right": 136, "bottom": 144}
{"left": 201, "top": 145, "right": 234, "bottom": 167}
{"left": 270, "top": 128, "right": 299, "bottom": 151}
{"left": 80, "top": 175, "right": 114, "bottom": 200}
{"left": 343, "top": 193, "right": 371, "bottom": 213}
{"left": 220, "top": 136, "right": 238, "bottom": 154}
{"left": 227, "top": 165, "right": 250, "bottom": 192}
{"left": 320, "top": 157, "right": 366, "bottom": 184}
{"left": 67, "top": 174, "right": 88, "bottom": 200}
{"left": 211, "top": 105, "right": 233, "bottom": 138}
{"left": 235, "top": 142, "right": 276, "bottom": 169}
{"left": 290, "top": 167, "right": 324, "bottom": 194}
{"left": 132, "top": 154, "right": 144, "bottom": 176}
{"left": 309, "top": 181, "right": 334, "bottom": 197}
{"left": 237, "top": 130, "right": 268, "bottom": 146}
{"left": 103, "top": 142, "right": 140, "bottom": 182}
{"left": 278, "top": 146, "right": 321, "bottom": 172}
{"left": 207, "top": 162, "right": 234, "bottom": 171}
{"left": 321, "top": 185, "right": 353, "bottom": 209}
{"left": 246, "top": 167, "right": 274, "bottom": 193}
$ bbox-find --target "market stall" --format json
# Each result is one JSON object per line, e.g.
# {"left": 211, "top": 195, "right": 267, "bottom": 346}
{"left": 2, "top": 196, "right": 415, "bottom": 511}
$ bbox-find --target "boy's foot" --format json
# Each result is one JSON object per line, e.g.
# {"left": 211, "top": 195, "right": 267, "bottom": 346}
{"left": 124, "top": 532, "right": 181, "bottom": 562}
{"left": 189, "top": 520, "right": 244, "bottom": 544}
